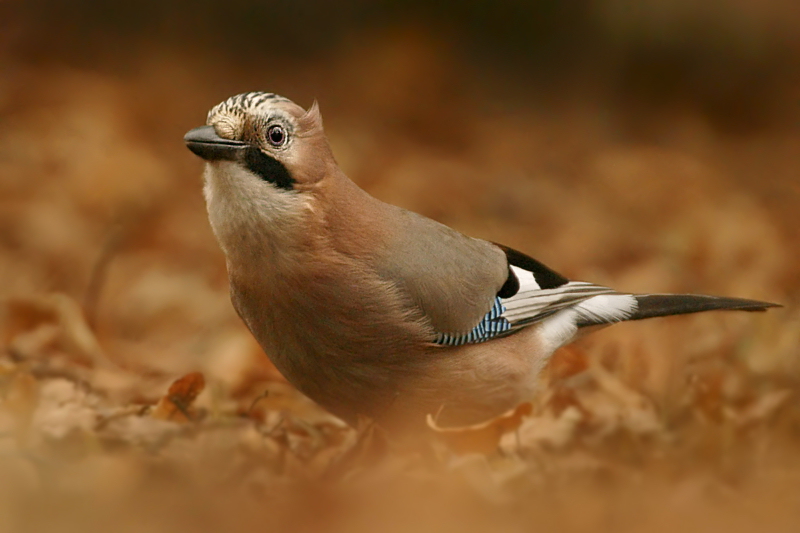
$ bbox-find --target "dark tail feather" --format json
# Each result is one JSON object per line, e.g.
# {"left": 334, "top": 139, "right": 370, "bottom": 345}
{"left": 630, "top": 294, "right": 780, "bottom": 321}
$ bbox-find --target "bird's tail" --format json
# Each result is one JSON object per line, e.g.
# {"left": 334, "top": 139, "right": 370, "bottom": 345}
{"left": 575, "top": 293, "right": 779, "bottom": 328}
{"left": 629, "top": 294, "right": 779, "bottom": 320}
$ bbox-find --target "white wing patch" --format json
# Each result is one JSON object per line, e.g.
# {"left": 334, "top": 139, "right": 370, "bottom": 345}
{"left": 535, "top": 294, "right": 638, "bottom": 352}
{"left": 574, "top": 294, "right": 638, "bottom": 324}
{"left": 510, "top": 265, "right": 540, "bottom": 291}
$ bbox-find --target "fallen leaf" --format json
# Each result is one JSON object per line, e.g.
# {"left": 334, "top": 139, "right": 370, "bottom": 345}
{"left": 239, "top": 381, "right": 341, "bottom": 425}
{"left": 548, "top": 345, "right": 589, "bottom": 380}
{"left": 7, "top": 324, "right": 60, "bottom": 360}
{"left": 32, "top": 378, "right": 98, "bottom": 441}
{"left": 514, "top": 406, "right": 584, "bottom": 450}
{"left": 3, "top": 299, "right": 58, "bottom": 344}
{"left": 151, "top": 372, "right": 206, "bottom": 422}
{"left": 588, "top": 360, "right": 663, "bottom": 436}
{"left": 0, "top": 371, "right": 40, "bottom": 444}
{"left": 324, "top": 416, "right": 389, "bottom": 479}
{"left": 5, "top": 294, "right": 118, "bottom": 370}
{"left": 725, "top": 389, "right": 793, "bottom": 428}
{"left": 427, "top": 403, "right": 533, "bottom": 455}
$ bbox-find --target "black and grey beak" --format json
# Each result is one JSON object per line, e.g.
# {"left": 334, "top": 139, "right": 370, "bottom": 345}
{"left": 184, "top": 125, "right": 247, "bottom": 162}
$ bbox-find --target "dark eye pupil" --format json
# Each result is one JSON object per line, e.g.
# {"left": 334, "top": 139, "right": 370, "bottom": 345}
{"left": 268, "top": 126, "right": 285, "bottom": 146}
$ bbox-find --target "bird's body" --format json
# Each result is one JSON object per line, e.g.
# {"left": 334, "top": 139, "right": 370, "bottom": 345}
{"left": 185, "top": 92, "right": 777, "bottom": 432}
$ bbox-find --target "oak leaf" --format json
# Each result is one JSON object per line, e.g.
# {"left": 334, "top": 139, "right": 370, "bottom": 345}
{"left": 151, "top": 372, "right": 205, "bottom": 422}
{"left": 427, "top": 403, "right": 533, "bottom": 455}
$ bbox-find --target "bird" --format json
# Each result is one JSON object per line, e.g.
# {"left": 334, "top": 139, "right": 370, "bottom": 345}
{"left": 184, "top": 91, "right": 778, "bottom": 433}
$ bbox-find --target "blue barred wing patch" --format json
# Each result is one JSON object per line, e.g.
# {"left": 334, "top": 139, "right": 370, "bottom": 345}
{"left": 434, "top": 297, "right": 511, "bottom": 346}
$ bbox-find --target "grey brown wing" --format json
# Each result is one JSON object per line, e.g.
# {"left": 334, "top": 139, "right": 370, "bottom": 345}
{"left": 372, "top": 207, "right": 509, "bottom": 336}
{"left": 433, "top": 245, "right": 639, "bottom": 346}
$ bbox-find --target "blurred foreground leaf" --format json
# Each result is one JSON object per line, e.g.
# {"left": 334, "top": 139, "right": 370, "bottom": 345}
{"left": 428, "top": 402, "right": 533, "bottom": 455}
{"left": 151, "top": 372, "right": 205, "bottom": 422}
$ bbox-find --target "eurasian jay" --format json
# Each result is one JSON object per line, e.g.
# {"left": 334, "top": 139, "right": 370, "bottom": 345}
{"left": 184, "top": 92, "right": 778, "bottom": 432}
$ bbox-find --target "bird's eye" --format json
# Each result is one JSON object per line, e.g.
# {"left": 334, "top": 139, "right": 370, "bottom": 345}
{"left": 267, "top": 125, "right": 286, "bottom": 147}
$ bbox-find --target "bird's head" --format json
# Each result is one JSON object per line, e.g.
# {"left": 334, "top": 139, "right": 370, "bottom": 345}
{"left": 184, "top": 92, "right": 333, "bottom": 192}
{"left": 185, "top": 92, "right": 339, "bottom": 259}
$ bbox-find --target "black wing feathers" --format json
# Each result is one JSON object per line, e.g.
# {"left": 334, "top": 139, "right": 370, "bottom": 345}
{"left": 497, "top": 266, "right": 519, "bottom": 298}
{"left": 494, "top": 244, "right": 570, "bottom": 293}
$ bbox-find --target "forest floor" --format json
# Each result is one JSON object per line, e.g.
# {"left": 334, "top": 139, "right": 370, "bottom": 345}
{"left": 1, "top": 30, "right": 799, "bottom": 532}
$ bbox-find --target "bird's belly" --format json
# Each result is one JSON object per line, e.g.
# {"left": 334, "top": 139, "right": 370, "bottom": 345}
{"left": 229, "top": 273, "right": 550, "bottom": 433}
{"left": 380, "top": 326, "right": 551, "bottom": 431}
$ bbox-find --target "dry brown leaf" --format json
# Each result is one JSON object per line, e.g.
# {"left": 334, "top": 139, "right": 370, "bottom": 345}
{"left": 548, "top": 345, "right": 589, "bottom": 381}
{"left": 324, "top": 416, "right": 389, "bottom": 479}
{"left": 3, "top": 299, "right": 58, "bottom": 344}
{"left": 151, "top": 372, "right": 206, "bottom": 422}
{"left": 240, "top": 381, "right": 341, "bottom": 425}
{"left": 32, "top": 378, "right": 99, "bottom": 441}
{"left": 0, "top": 371, "right": 40, "bottom": 444}
{"left": 514, "top": 406, "right": 584, "bottom": 450}
{"left": 427, "top": 403, "right": 533, "bottom": 455}
{"left": 541, "top": 384, "right": 586, "bottom": 417}
{"left": 5, "top": 294, "right": 118, "bottom": 370}
{"left": 588, "top": 360, "right": 663, "bottom": 435}
{"left": 7, "top": 324, "right": 60, "bottom": 360}
{"left": 725, "top": 389, "right": 793, "bottom": 428}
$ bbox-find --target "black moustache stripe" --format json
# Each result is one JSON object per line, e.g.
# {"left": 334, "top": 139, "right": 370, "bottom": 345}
{"left": 244, "top": 147, "right": 295, "bottom": 190}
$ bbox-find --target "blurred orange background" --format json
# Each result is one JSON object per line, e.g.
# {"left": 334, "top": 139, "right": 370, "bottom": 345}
{"left": 1, "top": 2, "right": 799, "bottom": 532}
